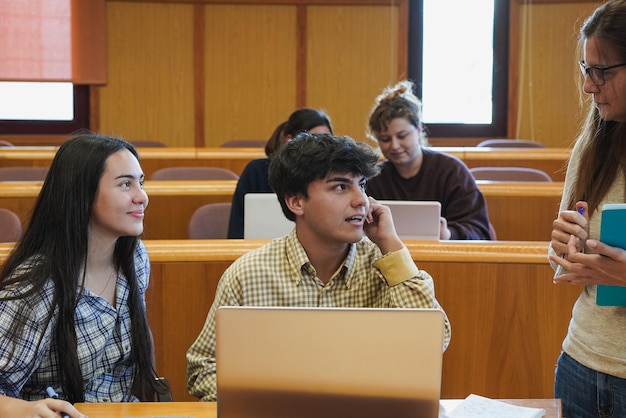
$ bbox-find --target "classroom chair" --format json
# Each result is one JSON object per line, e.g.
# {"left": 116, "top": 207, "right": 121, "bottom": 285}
{"left": 0, "top": 208, "right": 22, "bottom": 242}
{"left": 219, "top": 139, "right": 267, "bottom": 148}
{"left": 149, "top": 167, "right": 239, "bottom": 181}
{"left": 0, "top": 166, "right": 49, "bottom": 181}
{"left": 130, "top": 140, "right": 168, "bottom": 148}
{"left": 488, "top": 223, "right": 497, "bottom": 240}
{"left": 476, "top": 139, "right": 546, "bottom": 148}
{"left": 469, "top": 166, "right": 553, "bottom": 182}
{"left": 188, "top": 202, "right": 232, "bottom": 239}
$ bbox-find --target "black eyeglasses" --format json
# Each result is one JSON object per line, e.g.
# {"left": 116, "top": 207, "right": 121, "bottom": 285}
{"left": 579, "top": 60, "right": 626, "bottom": 86}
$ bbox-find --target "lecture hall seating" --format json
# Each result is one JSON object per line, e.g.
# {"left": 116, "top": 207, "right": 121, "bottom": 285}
{"left": 0, "top": 180, "right": 562, "bottom": 242}
{"left": 0, "top": 146, "right": 569, "bottom": 181}
{"left": 0, "top": 239, "right": 568, "bottom": 402}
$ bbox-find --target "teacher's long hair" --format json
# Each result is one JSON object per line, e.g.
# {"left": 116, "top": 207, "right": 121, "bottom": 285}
{"left": 570, "top": 0, "right": 626, "bottom": 215}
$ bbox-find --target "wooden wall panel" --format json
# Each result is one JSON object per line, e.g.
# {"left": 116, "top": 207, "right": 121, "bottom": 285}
{"left": 306, "top": 5, "right": 399, "bottom": 144}
{"left": 5, "top": 0, "right": 612, "bottom": 149}
{"left": 513, "top": 1, "right": 600, "bottom": 146}
{"left": 423, "top": 259, "right": 576, "bottom": 399}
{"left": 147, "top": 260, "right": 228, "bottom": 401}
{"left": 98, "top": 2, "right": 195, "bottom": 146}
{"left": 94, "top": 1, "right": 405, "bottom": 148}
{"left": 203, "top": 5, "right": 297, "bottom": 147}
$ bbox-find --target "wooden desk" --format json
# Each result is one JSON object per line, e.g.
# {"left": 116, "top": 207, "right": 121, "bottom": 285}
{"left": 142, "top": 181, "right": 562, "bottom": 241}
{"left": 0, "top": 180, "right": 238, "bottom": 241}
{"left": 0, "top": 146, "right": 57, "bottom": 169}
{"left": 0, "top": 147, "right": 266, "bottom": 177}
{"left": 170, "top": 146, "right": 570, "bottom": 182}
{"left": 142, "top": 148, "right": 265, "bottom": 177}
{"left": 0, "top": 180, "right": 562, "bottom": 241}
{"left": 459, "top": 147, "right": 570, "bottom": 182}
{"left": 141, "top": 241, "right": 577, "bottom": 401}
{"left": 141, "top": 181, "right": 237, "bottom": 240}
{"left": 74, "top": 399, "right": 561, "bottom": 417}
{"left": 0, "top": 146, "right": 569, "bottom": 180}
{"left": 75, "top": 401, "right": 216, "bottom": 416}
{"left": 0, "top": 241, "right": 578, "bottom": 402}
{"left": 479, "top": 181, "right": 562, "bottom": 241}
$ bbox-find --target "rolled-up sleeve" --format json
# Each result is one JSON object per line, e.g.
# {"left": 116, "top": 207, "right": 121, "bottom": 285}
{"left": 374, "top": 247, "right": 451, "bottom": 350}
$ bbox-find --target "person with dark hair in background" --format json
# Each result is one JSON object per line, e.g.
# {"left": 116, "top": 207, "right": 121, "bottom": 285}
{"left": 366, "top": 80, "right": 492, "bottom": 240}
{"left": 0, "top": 133, "right": 167, "bottom": 417}
{"left": 548, "top": 2, "right": 626, "bottom": 417}
{"left": 227, "top": 108, "right": 333, "bottom": 238}
{"left": 187, "top": 132, "right": 451, "bottom": 401}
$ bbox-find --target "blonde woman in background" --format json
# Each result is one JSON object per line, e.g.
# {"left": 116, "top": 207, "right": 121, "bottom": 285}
{"left": 366, "top": 80, "right": 492, "bottom": 240}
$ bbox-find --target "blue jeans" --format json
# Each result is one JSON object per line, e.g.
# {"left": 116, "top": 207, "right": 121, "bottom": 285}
{"left": 555, "top": 351, "right": 626, "bottom": 418}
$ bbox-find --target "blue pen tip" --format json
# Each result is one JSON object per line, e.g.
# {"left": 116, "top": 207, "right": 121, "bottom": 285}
{"left": 45, "top": 386, "right": 58, "bottom": 399}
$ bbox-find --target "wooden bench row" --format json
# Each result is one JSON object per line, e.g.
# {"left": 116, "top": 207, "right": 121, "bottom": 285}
{"left": 0, "top": 146, "right": 570, "bottom": 181}
{"left": 0, "top": 180, "right": 562, "bottom": 241}
{"left": 0, "top": 240, "right": 578, "bottom": 402}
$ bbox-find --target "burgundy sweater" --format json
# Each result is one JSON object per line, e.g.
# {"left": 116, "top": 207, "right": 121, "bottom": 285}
{"left": 366, "top": 149, "right": 492, "bottom": 240}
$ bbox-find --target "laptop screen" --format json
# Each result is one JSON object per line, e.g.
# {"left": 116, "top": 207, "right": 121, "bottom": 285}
{"left": 244, "top": 194, "right": 441, "bottom": 241}
{"left": 243, "top": 193, "right": 294, "bottom": 239}
{"left": 378, "top": 200, "right": 441, "bottom": 241}
{"left": 216, "top": 306, "right": 445, "bottom": 418}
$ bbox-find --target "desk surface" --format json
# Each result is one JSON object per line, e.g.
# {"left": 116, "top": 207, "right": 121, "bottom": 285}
{"left": 75, "top": 399, "right": 561, "bottom": 417}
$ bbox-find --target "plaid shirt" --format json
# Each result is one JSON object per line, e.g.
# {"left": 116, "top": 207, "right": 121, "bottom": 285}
{"left": 187, "top": 230, "right": 451, "bottom": 401}
{"left": 0, "top": 241, "right": 150, "bottom": 402}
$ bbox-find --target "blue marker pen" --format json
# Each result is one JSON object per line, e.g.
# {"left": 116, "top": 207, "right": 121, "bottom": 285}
{"left": 554, "top": 206, "right": 585, "bottom": 278}
{"left": 46, "top": 386, "right": 70, "bottom": 418}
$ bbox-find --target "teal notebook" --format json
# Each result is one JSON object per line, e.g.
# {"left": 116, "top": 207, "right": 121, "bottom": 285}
{"left": 596, "top": 203, "right": 626, "bottom": 306}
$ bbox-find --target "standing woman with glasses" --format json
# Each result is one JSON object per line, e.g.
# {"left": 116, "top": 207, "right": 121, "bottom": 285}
{"left": 549, "top": 1, "right": 626, "bottom": 417}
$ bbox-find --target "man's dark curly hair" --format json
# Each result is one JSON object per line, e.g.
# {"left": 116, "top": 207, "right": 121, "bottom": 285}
{"left": 269, "top": 132, "right": 380, "bottom": 221}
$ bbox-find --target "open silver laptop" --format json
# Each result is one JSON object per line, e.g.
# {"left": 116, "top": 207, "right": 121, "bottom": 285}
{"left": 216, "top": 306, "right": 445, "bottom": 418}
{"left": 243, "top": 193, "right": 294, "bottom": 239}
{"left": 378, "top": 200, "right": 441, "bottom": 240}
{"left": 244, "top": 193, "right": 441, "bottom": 241}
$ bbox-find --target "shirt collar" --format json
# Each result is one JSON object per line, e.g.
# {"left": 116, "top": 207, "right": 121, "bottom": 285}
{"left": 285, "top": 229, "right": 360, "bottom": 287}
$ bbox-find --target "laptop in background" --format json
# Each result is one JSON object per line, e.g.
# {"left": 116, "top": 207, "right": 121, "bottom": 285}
{"left": 244, "top": 194, "right": 441, "bottom": 241}
{"left": 216, "top": 306, "right": 445, "bottom": 418}
{"left": 243, "top": 193, "right": 294, "bottom": 239}
{"left": 378, "top": 200, "right": 441, "bottom": 241}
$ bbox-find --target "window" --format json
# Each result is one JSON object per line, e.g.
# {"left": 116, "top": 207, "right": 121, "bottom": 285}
{"left": 0, "top": 83, "right": 89, "bottom": 135}
{"left": 408, "top": 0, "right": 509, "bottom": 137}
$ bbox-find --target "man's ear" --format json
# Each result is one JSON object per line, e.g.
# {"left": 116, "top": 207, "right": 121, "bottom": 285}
{"left": 285, "top": 194, "right": 304, "bottom": 216}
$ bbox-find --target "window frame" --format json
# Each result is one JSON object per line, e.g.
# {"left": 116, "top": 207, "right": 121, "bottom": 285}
{"left": 0, "top": 85, "right": 90, "bottom": 135}
{"left": 408, "top": 0, "right": 510, "bottom": 138}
